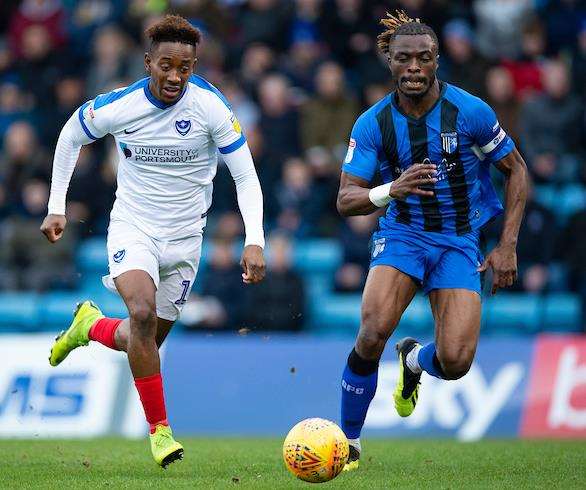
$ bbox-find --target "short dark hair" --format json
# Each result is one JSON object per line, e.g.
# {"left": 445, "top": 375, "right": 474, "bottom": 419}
{"left": 377, "top": 10, "right": 439, "bottom": 57}
{"left": 145, "top": 14, "right": 201, "bottom": 51}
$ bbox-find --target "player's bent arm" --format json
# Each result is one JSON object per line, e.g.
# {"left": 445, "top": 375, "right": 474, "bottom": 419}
{"left": 336, "top": 172, "right": 379, "bottom": 217}
{"left": 337, "top": 164, "right": 438, "bottom": 217}
{"left": 493, "top": 148, "right": 529, "bottom": 247}
{"left": 222, "top": 143, "right": 265, "bottom": 249}
{"left": 47, "top": 111, "right": 98, "bottom": 216}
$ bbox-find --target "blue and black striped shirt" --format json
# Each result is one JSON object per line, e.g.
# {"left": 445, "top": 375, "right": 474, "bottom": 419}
{"left": 342, "top": 82, "right": 515, "bottom": 235}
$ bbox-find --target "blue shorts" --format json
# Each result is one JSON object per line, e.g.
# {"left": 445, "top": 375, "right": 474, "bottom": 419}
{"left": 369, "top": 223, "right": 483, "bottom": 295}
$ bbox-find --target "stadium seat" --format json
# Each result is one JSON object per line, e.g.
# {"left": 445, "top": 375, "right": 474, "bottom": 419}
{"left": 534, "top": 184, "right": 586, "bottom": 223}
{"left": 543, "top": 293, "right": 581, "bottom": 332}
{"left": 76, "top": 237, "right": 108, "bottom": 273}
{"left": 0, "top": 292, "right": 40, "bottom": 331}
{"left": 482, "top": 293, "right": 540, "bottom": 334}
{"left": 293, "top": 239, "right": 342, "bottom": 273}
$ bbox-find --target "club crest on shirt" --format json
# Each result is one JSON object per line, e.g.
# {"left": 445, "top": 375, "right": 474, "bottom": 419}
{"left": 175, "top": 119, "right": 191, "bottom": 136}
{"left": 113, "top": 249, "right": 126, "bottom": 263}
{"left": 372, "top": 238, "right": 386, "bottom": 258}
{"left": 441, "top": 131, "right": 458, "bottom": 154}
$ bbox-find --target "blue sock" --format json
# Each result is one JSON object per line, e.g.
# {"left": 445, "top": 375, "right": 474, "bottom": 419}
{"left": 340, "top": 349, "right": 378, "bottom": 439}
{"left": 417, "top": 342, "right": 448, "bottom": 379}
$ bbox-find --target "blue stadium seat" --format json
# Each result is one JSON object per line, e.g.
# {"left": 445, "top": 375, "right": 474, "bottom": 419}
{"left": 38, "top": 292, "right": 86, "bottom": 330}
{"left": 482, "top": 293, "right": 540, "bottom": 333}
{"left": 543, "top": 293, "right": 581, "bottom": 331}
{"left": 534, "top": 184, "right": 586, "bottom": 223}
{"left": 559, "top": 185, "right": 585, "bottom": 221}
{"left": 0, "top": 292, "right": 40, "bottom": 331}
{"left": 76, "top": 237, "right": 107, "bottom": 273}
{"left": 533, "top": 185, "right": 555, "bottom": 211}
{"left": 308, "top": 292, "right": 360, "bottom": 335}
{"left": 293, "top": 239, "right": 341, "bottom": 273}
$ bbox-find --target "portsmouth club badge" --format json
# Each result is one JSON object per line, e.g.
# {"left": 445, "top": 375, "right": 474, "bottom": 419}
{"left": 175, "top": 119, "right": 191, "bottom": 136}
{"left": 441, "top": 131, "right": 458, "bottom": 154}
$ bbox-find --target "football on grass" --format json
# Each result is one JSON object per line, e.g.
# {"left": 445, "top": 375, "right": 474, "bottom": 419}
{"left": 282, "top": 418, "right": 349, "bottom": 483}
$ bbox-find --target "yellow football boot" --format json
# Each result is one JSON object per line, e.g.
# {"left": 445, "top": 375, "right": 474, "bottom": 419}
{"left": 393, "top": 337, "right": 422, "bottom": 417}
{"left": 343, "top": 444, "right": 361, "bottom": 472}
{"left": 150, "top": 424, "right": 184, "bottom": 468}
{"left": 49, "top": 300, "right": 104, "bottom": 366}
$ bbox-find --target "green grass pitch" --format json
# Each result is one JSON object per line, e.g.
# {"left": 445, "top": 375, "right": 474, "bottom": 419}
{"left": 0, "top": 438, "right": 584, "bottom": 489}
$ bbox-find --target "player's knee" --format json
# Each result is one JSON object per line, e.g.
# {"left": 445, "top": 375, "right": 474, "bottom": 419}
{"left": 128, "top": 302, "right": 157, "bottom": 332}
{"left": 355, "top": 329, "right": 385, "bottom": 360}
{"left": 356, "top": 314, "right": 392, "bottom": 359}
{"left": 438, "top": 347, "right": 474, "bottom": 380}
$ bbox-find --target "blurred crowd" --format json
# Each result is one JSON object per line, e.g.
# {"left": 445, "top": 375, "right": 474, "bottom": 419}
{"left": 0, "top": 0, "right": 585, "bottom": 331}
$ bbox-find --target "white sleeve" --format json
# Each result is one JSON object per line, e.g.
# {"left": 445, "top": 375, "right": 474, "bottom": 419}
{"left": 222, "top": 143, "right": 265, "bottom": 248}
{"left": 208, "top": 94, "right": 247, "bottom": 154}
{"left": 46, "top": 109, "right": 98, "bottom": 215}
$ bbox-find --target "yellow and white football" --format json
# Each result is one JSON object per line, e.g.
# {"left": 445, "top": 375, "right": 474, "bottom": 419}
{"left": 282, "top": 418, "right": 349, "bottom": 483}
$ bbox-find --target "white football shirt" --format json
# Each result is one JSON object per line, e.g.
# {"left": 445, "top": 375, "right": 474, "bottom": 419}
{"left": 76, "top": 75, "right": 246, "bottom": 239}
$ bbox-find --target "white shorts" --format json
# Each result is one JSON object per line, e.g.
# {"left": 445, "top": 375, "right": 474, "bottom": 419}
{"left": 102, "top": 219, "right": 202, "bottom": 321}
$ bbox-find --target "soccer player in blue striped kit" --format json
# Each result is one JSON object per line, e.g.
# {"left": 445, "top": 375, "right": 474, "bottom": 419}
{"left": 338, "top": 12, "right": 528, "bottom": 470}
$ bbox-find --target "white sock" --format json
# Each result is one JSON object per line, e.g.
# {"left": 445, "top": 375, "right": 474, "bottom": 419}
{"left": 405, "top": 344, "right": 422, "bottom": 374}
{"left": 348, "top": 438, "right": 361, "bottom": 453}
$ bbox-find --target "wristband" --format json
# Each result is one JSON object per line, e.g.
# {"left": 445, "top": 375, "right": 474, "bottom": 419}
{"left": 368, "top": 182, "right": 393, "bottom": 207}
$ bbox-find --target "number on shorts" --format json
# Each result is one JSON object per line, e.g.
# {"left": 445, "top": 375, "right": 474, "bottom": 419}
{"left": 174, "top": 280, "right": 190, "bottom": 305}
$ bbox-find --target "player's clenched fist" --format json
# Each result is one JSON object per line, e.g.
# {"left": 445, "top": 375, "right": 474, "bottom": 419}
{"left": 40, "top": 214, "right": 67, "bottom": 243}
{"left": 240, "top": 244, "right": 266, "bottom": 284}
{"left": 390, "top": 162, "right": 437, "bottom": 200}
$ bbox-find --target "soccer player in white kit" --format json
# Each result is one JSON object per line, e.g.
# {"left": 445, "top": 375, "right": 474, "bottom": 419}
{"left": 40, "top": 15, "right": 266, "bottom": 467}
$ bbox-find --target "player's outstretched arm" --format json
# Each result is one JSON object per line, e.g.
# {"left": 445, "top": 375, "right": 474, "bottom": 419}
{"left": 478, "top": 148, "right": 529, "bottom": 294}
{"left": 41, "top": 108, "right": 100, "bottom": 243}
{"left": 222, "top": 143, "right": 266, "bottom": 284}
{"left": 336, "top": 163, "right": 438, "bottom": 217}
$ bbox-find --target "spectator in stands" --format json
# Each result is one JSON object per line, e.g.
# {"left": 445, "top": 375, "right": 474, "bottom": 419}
{"left": 8, "top": 0, "right": 68, "bottom": 58}
{"left": 0, "top": 121, "right": 49, "bottom": 212}
{"left": 280, "top": 0, "right": 334, "bottom": 92}
{"left": 0, "top": 81, "right": 33, "bottom": 140}
{"left": 257, "top": 74, "right": 301, "bottom": 166}
{"left": 334, "top": 214, "right": 377, "bottom": 293}
{"left": 0, "top": 178, "right": 77, "bottom": 291}
{"left": 13, "top": 22, "right": 65, "bottom": 110}
{"left": 65, "top": 146, "right": 115, "bottom": 237}
{"left": 85, "top": 24, "right": 133, "bottom": 96}
{"left": 246, "top": 233, "right": 305, "bottom": 331}
{"left": 473, "top": 0, "right": 535, "bottom": 60}
{"left": 39, "top": 75, "right": 85, "bottom": 147}
{"left": 275, "top": 157, "right": 324, "bottom": 236}
{"left": 542, "top": 0, "right": 586, "bottom": 56}
{"left": 183, "top": 238, "right": 247, "bottom": 331}
{"left": 485, "top": 66, "right": 521, "bottom": 145}
{"left": 439, "top": 19, "right": 489, "bottom": 99}
{"left": 515, "top": 190, "right": 558, "bottom": 293}
{"left": 239, "top": 43, "right": 276, "bottom": 95}
{"left": 559, "top": 209, "right": 586, "bottom": 331}
{"left": 485, "top": 183, "right": 557, "bottom": 293}
{"left": 300, "top": 61, "right": 359, "bottom": 161}
{"left": 519, "top": 60, "right": 583, "bottom": 183}
{"left": 320, "top": 0, "right": 375, "bottom": 69}
{"left": 240, "top": 0, "right": 291, "bottom": 52}
{"left": 500, "top": 19, "right": 545, "bottom": 100}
